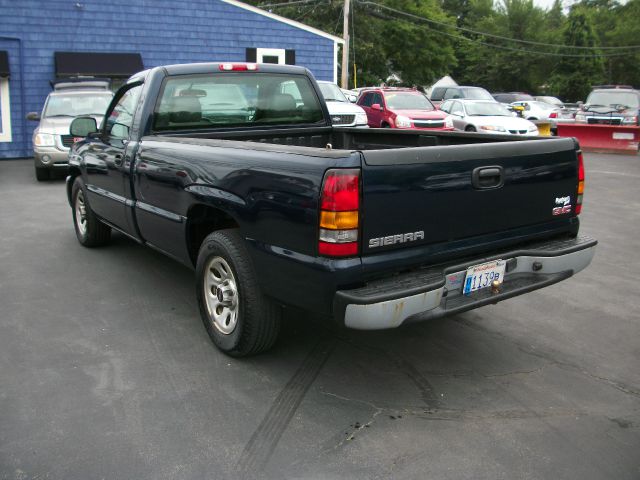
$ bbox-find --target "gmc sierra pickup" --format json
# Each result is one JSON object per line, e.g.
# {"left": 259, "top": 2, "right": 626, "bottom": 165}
{"left": 66, "top": 62, "right": 596, "bottom": 357}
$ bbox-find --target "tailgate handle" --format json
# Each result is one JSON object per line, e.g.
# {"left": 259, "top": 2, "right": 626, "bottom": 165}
{"left": 472, "top": 166, "right": 504, "bottom": 190}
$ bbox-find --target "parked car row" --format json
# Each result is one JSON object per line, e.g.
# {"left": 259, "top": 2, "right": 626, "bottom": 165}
{"left": 26, "top": 70, "right": 638, "bottom": 183}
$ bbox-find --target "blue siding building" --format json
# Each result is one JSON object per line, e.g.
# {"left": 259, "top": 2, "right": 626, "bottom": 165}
{"left": 0, "top": 0, "right": 342, "bottom": 159}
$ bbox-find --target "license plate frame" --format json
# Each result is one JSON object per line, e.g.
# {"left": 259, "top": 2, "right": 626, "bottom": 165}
{"left": 462, "top": 260, "right": 506, "bottom": 295}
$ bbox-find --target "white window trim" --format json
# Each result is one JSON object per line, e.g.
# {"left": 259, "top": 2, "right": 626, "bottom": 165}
{"left": 221, "top": 0, "right": 343, "bottom": 44}
{"left": 0, "top": 77, "right": 11, "bottom": 143}
{"left": 256, "top": 48, "right": 286, "bottom": 65}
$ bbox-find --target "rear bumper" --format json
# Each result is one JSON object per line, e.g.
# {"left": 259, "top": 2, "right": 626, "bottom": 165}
{"left": 334, "top": 234, "right": 596, "bottom": 330}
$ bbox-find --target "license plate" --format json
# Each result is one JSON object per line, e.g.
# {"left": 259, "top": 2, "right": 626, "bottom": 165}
{"left": 463, "top": 260, "right": 506, "bottom": 294}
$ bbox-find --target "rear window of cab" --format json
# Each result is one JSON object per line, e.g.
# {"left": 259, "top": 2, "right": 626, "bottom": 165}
{"left": 153, "top": 73, "right": 325, "bottom": 131}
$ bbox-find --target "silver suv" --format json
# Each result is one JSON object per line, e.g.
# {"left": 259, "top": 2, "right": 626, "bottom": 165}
{"left": 27, "top": 81, "right": 113, "bottom": 181}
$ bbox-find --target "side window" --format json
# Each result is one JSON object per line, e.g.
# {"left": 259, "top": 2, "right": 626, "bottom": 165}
{"left": 444, "top": 88, "right": 461, "bottom": 100}
{"left": 430, "top": 88, "right": 445, "bottom": 101}
{"left": 451, "top": 101, "right": 464, "bottom": 116}
{"left": 280, "top": 80, "right": 303, "bottom": 107}
{"left": 360, "top": 93, "right": 373, "bottom": 107}
{"left": 440, "top": 100, "right": 451, "bottom": 113}
{"left": 105, "top": 84, "right": 143, "bottom": 140}
{"left": 373, "top": 93, "right": 384, "bottom": 107}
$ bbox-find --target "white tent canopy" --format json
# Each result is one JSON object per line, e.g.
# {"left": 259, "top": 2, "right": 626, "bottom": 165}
{"left": 426, "top": 75, "right": 458, "bottom": 96}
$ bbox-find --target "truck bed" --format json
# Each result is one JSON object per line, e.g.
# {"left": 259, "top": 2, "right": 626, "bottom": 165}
{"left": 157, "top": 125, "right": 557, "bottom": 151}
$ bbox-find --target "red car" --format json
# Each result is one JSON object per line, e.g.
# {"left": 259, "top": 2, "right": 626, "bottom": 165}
{"left": 357, "top": 87, "right": 453, "bottom": 130}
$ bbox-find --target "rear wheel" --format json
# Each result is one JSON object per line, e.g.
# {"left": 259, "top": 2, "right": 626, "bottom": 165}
{"left": 465, "top": 125, "right": 477, "bottom": 132}
{"left": 71, "top": 178, "right": 111, "bottom": 247}
{"left": 196, "top": 229, "right": 281, "bottom": 357}
{"left": 35, "top": 167, "right": 49, "bottom": 182}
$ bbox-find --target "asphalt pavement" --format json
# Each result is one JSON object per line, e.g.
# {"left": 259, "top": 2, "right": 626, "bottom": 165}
{"left": 0, "top": 154, "right": 639, "bottom": 480}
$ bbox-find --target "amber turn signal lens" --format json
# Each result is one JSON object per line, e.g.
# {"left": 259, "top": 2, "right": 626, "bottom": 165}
{"left": 320, "top": 210, "right": 359, "bottom": 230}
{"left": 578, "top": 181, "right": 584, "bottom": 194}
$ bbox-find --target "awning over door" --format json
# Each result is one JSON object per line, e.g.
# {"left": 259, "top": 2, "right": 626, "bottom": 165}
{"left": 0, "top": 51, "right": 9, "bottom": 77}
{"left": 54, "top": 52, "right": 143, "bottom": 78}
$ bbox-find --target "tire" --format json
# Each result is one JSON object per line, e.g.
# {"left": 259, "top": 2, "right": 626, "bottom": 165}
{"left": 382, "top": 123, "right": 391, "bottom": 128}
{"left": 35, "top": 167, "right": 50, "bottom": 182}
{"left": 195, "top": 229, "right": 281, "bottom": 357}
{"left": 71, "top": 177, "right": 111, "bottom": 247}
{"left": 465, "top": 125, "right": 477, "bottom": 132}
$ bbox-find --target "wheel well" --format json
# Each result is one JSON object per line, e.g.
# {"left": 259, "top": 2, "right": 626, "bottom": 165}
{"left": 66, "top": 167, "right": 81, "bottom": 205}
{"left": 186, "top": 204, "right": 239, "bottom": 266}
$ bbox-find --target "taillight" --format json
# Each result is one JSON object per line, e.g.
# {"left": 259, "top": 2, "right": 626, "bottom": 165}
{"left": 319, "top": 169, "right": 360, "bottom": 257}
{"left": 549, "top": 112, "right": 558, "bottom": 119}
{"left": 576, "top": 150, "right": 584, "bottom": 215}
{"left": 219, "top": 63, "right": 258, "bottom": 71}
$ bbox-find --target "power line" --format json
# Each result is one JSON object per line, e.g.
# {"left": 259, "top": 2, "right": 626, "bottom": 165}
{"left": 356, "top": 0, "right": 640, "bottom": 51}
{"left": 357, "top": 2, "right": 640, "bottom": 58}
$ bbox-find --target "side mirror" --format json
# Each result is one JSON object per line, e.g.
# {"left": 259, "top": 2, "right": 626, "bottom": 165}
{"left": 348, "top": 95, "right": 357, "bottom": 103}
{"left": 26, "top": 112, "right": 40, "bottom": 121}
{"left": 577, "top": 101, "right": 584, "bottom": 107}
{"left": 371, "top": 103, "right": 383, "bottom": 111}
{"left": 70, "top": 116, "right": 98, "bottom": 138}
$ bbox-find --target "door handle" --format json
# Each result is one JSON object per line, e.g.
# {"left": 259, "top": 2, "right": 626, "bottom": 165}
{"left": 114, "top": 154, "right": 123, "bottom": 166}
{"left": 472, "top": 166, "right": 504, "bottom": 189}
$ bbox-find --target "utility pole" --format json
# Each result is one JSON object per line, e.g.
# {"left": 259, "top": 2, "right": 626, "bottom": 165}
{"left": 340, "top": 0, "right": 350, "bottom": 89}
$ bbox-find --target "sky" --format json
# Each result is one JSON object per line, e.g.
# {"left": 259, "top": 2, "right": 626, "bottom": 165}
{"left": 531, "top": 0, "right": 573, "bottom": 10}
{"left": 532, "top": 0, "right": 628, "bottom": 9}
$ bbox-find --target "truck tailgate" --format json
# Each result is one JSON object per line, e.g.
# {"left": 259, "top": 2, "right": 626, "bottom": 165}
{"left": 361, "top": 138, "right": 579, "bottom": 254}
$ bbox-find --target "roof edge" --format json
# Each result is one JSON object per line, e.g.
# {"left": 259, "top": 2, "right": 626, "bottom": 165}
{"left": 220, "top": 0, "right": 344, "bottom": 44}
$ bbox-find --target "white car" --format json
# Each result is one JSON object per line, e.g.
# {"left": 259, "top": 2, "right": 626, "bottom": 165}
{"left": 340, "top": 88, "right": 359, "bottom": 103}
{"left": 440, "top": 99, "right": 538, "bottom": 135}
{"left": 510, "top": 100, "right": 562, "bottom": 123}
{"left": 317, "top": 81, "right": 368, "bottom": 127}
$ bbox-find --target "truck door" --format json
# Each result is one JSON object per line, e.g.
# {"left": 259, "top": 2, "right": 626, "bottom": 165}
{"left": 82, "top": 84, "right": 143, "bottom": 236}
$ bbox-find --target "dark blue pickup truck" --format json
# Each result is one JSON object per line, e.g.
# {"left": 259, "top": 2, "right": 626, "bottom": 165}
{"left": 66, "top": 62, "right": 596, "bottom": 356}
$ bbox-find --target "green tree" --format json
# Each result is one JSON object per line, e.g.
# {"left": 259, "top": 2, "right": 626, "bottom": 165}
{"left": 245, "top": 0, "right": 458, "bottom": 88}
{"left": 549, "top": 6, "right": 605, "bottom": 101}
{"left": 603, "top": 0, "right": 640, "bottom": 85}
{"left": 452, "top": 0, "right": 550, "bottom": 92}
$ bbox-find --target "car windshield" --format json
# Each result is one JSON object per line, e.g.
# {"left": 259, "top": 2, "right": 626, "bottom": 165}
{"left": 461, "top": 88, "right": 493, "bottom": 100}
{"left": 465, "top": 102, "right": 512, "bottom": 116}
{"left": 385, "top": 92, "right": 434, "bottom": 110}
{"left": 154, "top": 73, "right": 324, "bottom": 130}
{"left": 43, "top": 92, "right": 113, "bottom": 117}
{"left": 586, "top": 91, "right": 639, "bottom": 108}
{"left": 318, "top": 83, "right": 348, "bottom": 103}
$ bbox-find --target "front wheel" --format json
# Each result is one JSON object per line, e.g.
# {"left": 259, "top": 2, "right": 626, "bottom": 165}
{"left": 71, "top": 178, "right": 111, "bottom": 247}
{"left": 196, "top": 229, "right": 281, "bottom": 357}
{"left": 35, "top": 167, "right": 50, "bottom": 182}
{"left": 465, "top": 125, "right": 477, "bottom": 132}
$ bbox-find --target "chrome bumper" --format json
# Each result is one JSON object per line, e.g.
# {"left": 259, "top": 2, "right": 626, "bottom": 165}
{"left": 335, "top": 235, "right": 597, "bottom": 330}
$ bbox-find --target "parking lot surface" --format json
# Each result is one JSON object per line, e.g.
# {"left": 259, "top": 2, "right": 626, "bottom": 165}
{"left": 1, "top": 154, "right": 639, "bottom": 479}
